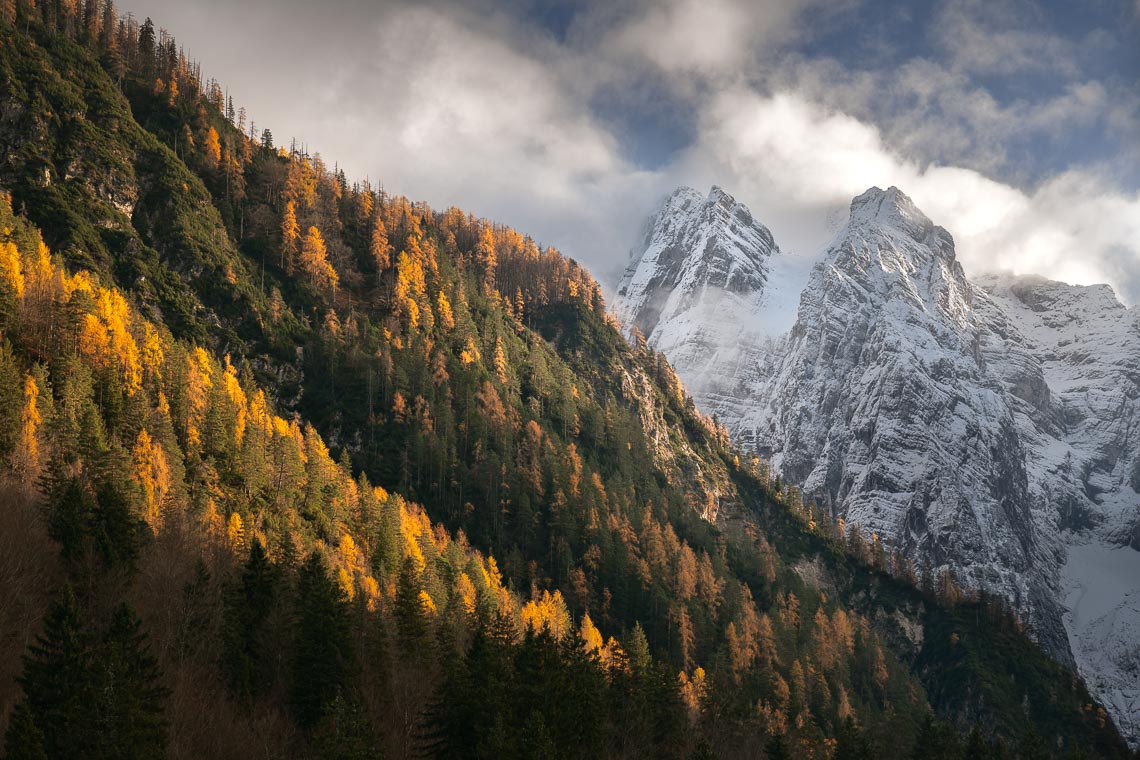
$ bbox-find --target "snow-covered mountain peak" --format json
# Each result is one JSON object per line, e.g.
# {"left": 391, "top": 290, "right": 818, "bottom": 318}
{"left": 850, "top": 185, "right": 937, "bottom": 244}
{"left": 613, "top": 186, "right": 791, "bottom": 421}
{"left": 615, "top": 185, "right": 779, "bottom": 339}
{"left": 821, "top": 187, "right": 970, "bottom": 323}
{"left": 661, "top": 185, "right": 705, "bottom": 213}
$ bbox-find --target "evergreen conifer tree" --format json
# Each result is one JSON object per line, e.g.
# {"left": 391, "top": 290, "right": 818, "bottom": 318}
{"left": 290, "top": 551, "right": 353, "bottom": 730}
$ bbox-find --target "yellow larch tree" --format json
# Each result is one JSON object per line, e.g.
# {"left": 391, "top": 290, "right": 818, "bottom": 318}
{"left": 14, "top": 373, "right": 41, "bottom": 478}
{"left": 280, "top": 200, "right": 299, "bottom": 272}
{"left": 338, "top": 567, "right": 355, "bottom": 601}
{"left": 78, "top": 313, "right": 112, "bottom": 371}
{"left": 226, "top": 511, "right": 246, "bottom": 552}
{"left": 476, "top": 226, "right": 496, "bottom": 292}
{"left": 459, "top": 337, "right": 480, "bottom": 365}
{"left": 394, "top": 251, "right": 426, "bottom": 329}
{"left": 299, "top": 226, "right": 338, "bottom": 299}
{"left": 520, "top": 589, "right": 571, "bottom": 639}
{"left": 0, "top": 240, "right": 24, "bottom": 298}
{"left": 436, "top": 290, "right": 455, "bottom": 332}
{"left": 356, "top": 183, "right": 374, "bottom": 221}
{"left": 579, "top": 612, "right": 604, "bottom": 655}
{"left": 369, "top": 215, "right": 391, "bottom": 280}
{"left": 132, "top": 429, "right": 172, "bottom": 526}
{"left": 456, "top": 572, "right": 478, "bottom": 617}
{"left": 185, "top": 347, "right": 214, "bottom": 450}
{"left": 204, "top": 126, "right": 221, "bottom": 168}
{"left": 222, "top": 356, "right": 247, "bottom": 445}
{"left": 493, "top": 336, "right": 509, "bottom": 385}
{"left": 418, "top": 590, "right": 437, "bottom": 617}
{"left": 141, "top": 322, "right": 164, "bottom": 382}
{"left": 679, "top": 667, "right": 707, "bottom": 722}
{"left": 94, "top": 288, "right": 141, "bottom": 395}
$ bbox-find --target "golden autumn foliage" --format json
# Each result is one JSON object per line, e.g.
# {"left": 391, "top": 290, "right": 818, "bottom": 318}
{"left": 222, "top": 356, "right": 247, "bottom": 444}
{"left": 456, "top": 573, "right": 478, "bottom": 617}
{"left": 369, "top": 215, "right": 391, "bottom": 275}
{"left": 299, "top": 225, "right": 338, "bottom": 296}
{"left": 418, "top": 590, "right": 437, "bottom": 617}
{"left": 0, "top": 240, "right": 24, "bottom": 297}
{"left": 435, "top": 290, "right": 454, "bottom": 332}
{"left": 14, "top": 373, "right": 40, "bottom": 478}
{"left": 579, "top": 612, "right": 603, "bottom": 655}
{"left": 0, "top": 32, "right": 1090, "bottom": 745}
{"left": 459, "top": 336, "right": 480, "bottom": 365}
{"left": 226, "top": 511, "right": 246, "bottom": 551}
{"left": 492, "top": 337, "right": 509, "bottom": 385}
{"left": 520, "top": 589, "right": 572, "bottom": 638}
{"left": 280, "top": 200, "right": 299, "bottom": 270}
{"left": 475, "top": 226, "right": 496, "bottom": 291}
{"left": 394, "top": 250, "right": 427, "bottom": 328}
{"left": 184, "top": 347, "right": 214, "bottom": 449}
{"left": 132, "top": 429, "right": 172, "bottom": 526}
{"left": 204, "top": 125, "right": 221, "bottom": 168}
{"left": 679, "top": 666, "right": 707, "bottom": 721}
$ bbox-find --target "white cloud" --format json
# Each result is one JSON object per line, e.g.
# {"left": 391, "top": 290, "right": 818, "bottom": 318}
{"left": 296, "top": 4, "right": 660, "bottom": 278}
{"left": 671, "top": 89, "right": 1140, "bottom": 303}
{"left": 933, "top": 0, "right": 1080, "bottom": 77}
{"left": 601, "top": 0, "right": 817, "bottom": 80}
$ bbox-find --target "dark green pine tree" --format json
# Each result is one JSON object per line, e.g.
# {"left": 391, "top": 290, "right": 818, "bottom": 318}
{"left": 44, "top": 474, "right": 141, "bottom": 576}
{"left": 1016, "top": 726, "right": 1049, "bottom": 760}
{"left": 765, "top": 732, "right": 792, "bottom": 760}
{"left": 91, "top": 604, "right": 170, "bottom": 759}
{"left": 44, "top": 477, "right": 94, "bottom": 569}
{"left": 610, "top": 622, "right": 685, "bottom": 758}
{"left": 0, "top": 341, "right": 22, "bottom": 457}
{"left": 221, "top": 538, "right": 279, "bottom": 701}
{"left": 912, "top": 714, "right": 963, "bottom": 760}
{"left": 290, "top": 551, "right": 354, "bottom": 731}
{"left": 89, "top": 479, "right": 142, "bottom": 573}
{"left": 4, "top": 589, "right": 168, "bottom": 760}
{"left": 834, "top": 716, "right": 873, "bottom": 760}
{"left": 306, "top": 692, "right": 380, "bottom": 760}
{"left": 421, "top": 614, "right": 515, "bottom": 760}
{"left": 625, "top": 621, "right": 652, "bottom": 677}
{"left": 395, "top": 554, "right": 427, "bottom": 649}
{"left": 6, "top": 586, "right": 95, "bottom": 759}
{"left": 3, "top": 702, "right": 49, "bottom": 760}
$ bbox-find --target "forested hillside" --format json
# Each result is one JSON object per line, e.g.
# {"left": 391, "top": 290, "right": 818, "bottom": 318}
{"left": 0, "top": 3, "right": 1132, "bottom": 758}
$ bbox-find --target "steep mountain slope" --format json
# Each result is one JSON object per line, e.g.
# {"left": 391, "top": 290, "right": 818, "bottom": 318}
{"left": 618, "top": 183, "right": 1140, "bottom": 746}
{"left": 976, "top": 273, "right": 1140, "bottom": 742}
{"left": 0, "top": 6, "right": 1132, "bottom": 757}
{"left": 0, "top": 19, "right": 283, "bottom": 351}
{"left": 743, "top": 187, "right": 1058, "bottom": 648}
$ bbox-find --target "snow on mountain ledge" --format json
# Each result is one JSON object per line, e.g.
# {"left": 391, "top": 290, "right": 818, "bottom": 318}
{"left": 616, "top": 184, "right": 1140, "bottom": 746}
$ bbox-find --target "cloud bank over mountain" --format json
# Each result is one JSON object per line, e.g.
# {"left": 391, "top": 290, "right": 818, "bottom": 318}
{"left": 131, "top": 0, "right": 1140, "bottom": 301}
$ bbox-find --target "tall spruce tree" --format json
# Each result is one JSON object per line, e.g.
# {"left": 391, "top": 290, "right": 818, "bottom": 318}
{"left": 5, "top": 589, "right": 168, "bottom": 759}
{"left": 221, "top": 538, "right": 279, "bottom": 701}
{"left": 290, "top": 551, "right": 353, "bottom": 730}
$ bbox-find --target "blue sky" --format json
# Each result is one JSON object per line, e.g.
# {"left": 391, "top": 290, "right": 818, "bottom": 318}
{"left": 131, "top": 0, "right": 1140, "bottom": 300}
{"left": 553, "top": 0, "right": 1140, "bottom": 186}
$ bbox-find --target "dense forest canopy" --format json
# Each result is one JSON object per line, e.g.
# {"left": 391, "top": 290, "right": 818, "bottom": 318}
{"left": 0, "top": 2, "right": 1132, "bottom": 758}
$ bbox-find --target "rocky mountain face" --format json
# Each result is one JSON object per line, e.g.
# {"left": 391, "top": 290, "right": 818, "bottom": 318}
{"left": 976, "top": 273, "right": 1140, "bottom": 740}
{"left": 616, "top": 184, "right": 1140, "bottom": 745}
{"left": 615, "top": 186, "right": 793, "bottom": 415}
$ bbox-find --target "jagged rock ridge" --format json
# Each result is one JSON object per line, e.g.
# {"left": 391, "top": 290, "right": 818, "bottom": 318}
{"left": 615, "top": 185, "right": 799, "bottom": 421}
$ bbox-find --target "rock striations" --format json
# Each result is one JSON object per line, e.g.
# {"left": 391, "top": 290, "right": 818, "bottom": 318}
{"left": 616, "top": 184, "right": 1140, "bottom": 745}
